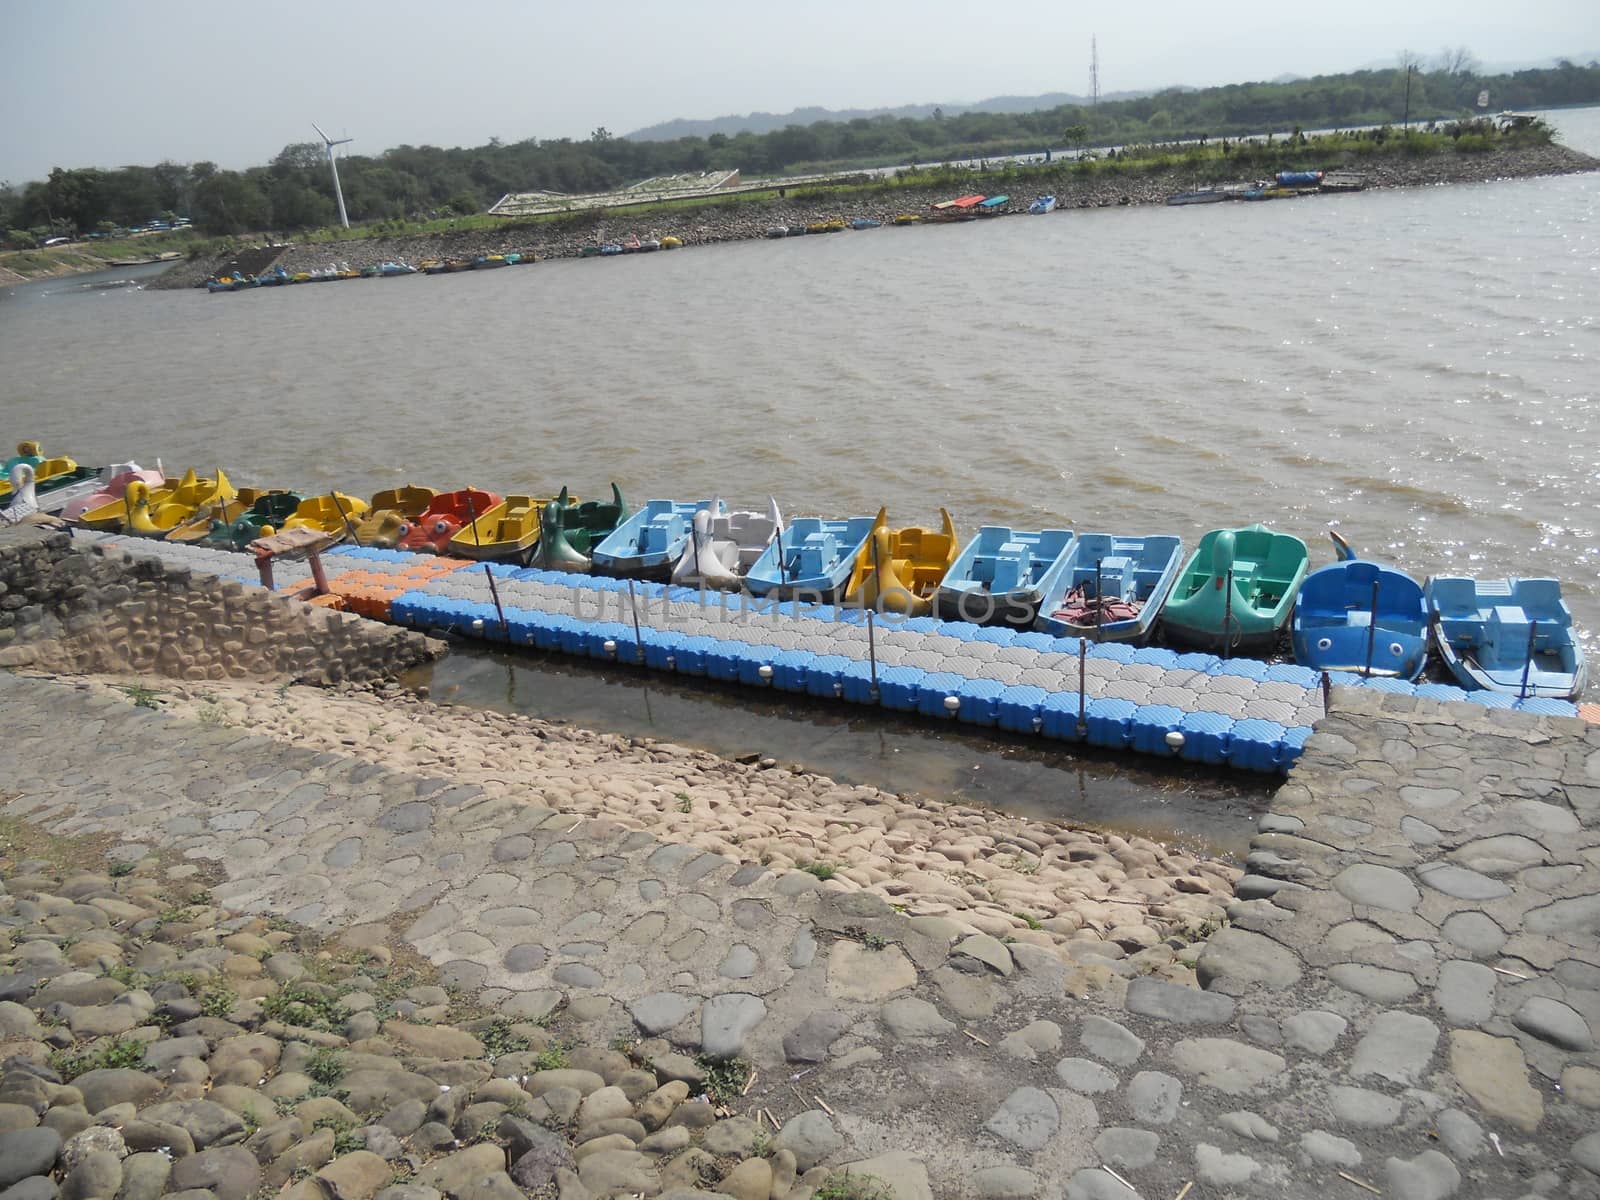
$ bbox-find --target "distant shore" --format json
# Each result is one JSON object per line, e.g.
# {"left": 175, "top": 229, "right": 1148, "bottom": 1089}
{"left": 50, "top": 140, "right": 1600, "bottom": 292}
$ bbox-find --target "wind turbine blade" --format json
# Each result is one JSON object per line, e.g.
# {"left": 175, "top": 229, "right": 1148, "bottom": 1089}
{"left": 311, "top": 121, "right": 330, "bottom": 143}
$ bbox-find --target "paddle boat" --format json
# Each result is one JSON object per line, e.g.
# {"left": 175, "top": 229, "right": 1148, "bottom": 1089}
{"left": 579, "top": 246, "right": 603, "bottom": 258}
{"left": 473, "top": 254, "right": 509, "bottom": 269}
{"left": 638, "top": 239, "right": 661, "bottom": 253}
{"left": 530, "top": 485, "right": 629, "bottom": 572}
{"left": 660, "top": 236, "right": 683, "bottom": 249}
{"left": 843, "top": 510, "right": 959, "bottom": 616}
{"left": 671, "top": 498, "right": 782, "bottom": 590}
{"left": 592, "top": 499, "right": 724, "bottom": 580}
{"left": 1036, "top": 533, "right": 1186, "bottom": 644}
{"left": 1291, "top": 532, "right": 1428, "bottom": 680}
{"left": 785, "top": 226, "right": 809, "bottom": 238}
{"left": 122, "top": 479, "right": 208, "bottom": 537}
{"left": 207, "top": 492, "right": 303, "bottom": 549}
{"left": 599, "top": 243, "right": 624, "bottom": 256}
{"left": 2, "top": 442, "right": 44, "bottom": 476}
{"left": 1028, "top": 195, "right": 1057, "bottom": 214}
{"left": 449, "top": 492, "right": 573, "bottom": 563}
{"left": 420, "top": 260, "right": 447, "bottom": 274}
{"left": 620, "top": 235, "right": 643, "bottom": 253}
{"left": 256, "top": 266, "right": 291, "bottom": 287}
{"left": 1425, "top": 576, "right": 1588, "bottom": 701}
{"left": 353, "top": 484, "right": 437, "bottom": 545}
{"left": 1165, "top": 188, "right": 1228, "bottom": 206}
{"left": 892, "top": 214, "right": 921, "bottom": 225}
{"left": 850, "top": 218, "right": 882, "bottom": 230}
{"left": 935, "top": 527, "right": 1076, "bottom": 626}
{"left": 60, "top": 463, "right": 165, "bottom": 521}
{"left": 167, "top": 488, "right": 277, "bottom": 543}
{"left": 976, "top": 195, "right": 1010, "bottom": 215}
{"left": 206, "top": 274, "right": 254, "bottom": 292}
{"left": 362, "top": 261, "right": 417, "bottom": 278}
{"left": 0, "top": 464, "right": 40, "bottom": 526}
{"left": 78, "top": 469, "right": 235, "bottom": 533}
{"left": 0, "top": 450, "right": 94, "bottom": 503}
{"left": 744, "top": 510, "right": 883, "bottom": 602}
{"left": 397, "top": 488, "right": 502, "bottom": 554}
{"left": 1160, "top": 525, "right": 1309, "bottom": 653}
{"left": 281, "top": 493, "right": 371, "bottom": 541}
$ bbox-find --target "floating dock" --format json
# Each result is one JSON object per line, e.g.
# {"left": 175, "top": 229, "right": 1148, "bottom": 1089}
{"left": 76, "top": 534, "right": 1582, "bottom": 775}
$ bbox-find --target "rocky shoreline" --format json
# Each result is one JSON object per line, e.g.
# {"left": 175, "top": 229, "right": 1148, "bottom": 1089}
{"left": 149, "top": 142, "right": 1599, "bottom": 291}
{"left": 78, "top": 674, "right": 1241, "bottom": 957}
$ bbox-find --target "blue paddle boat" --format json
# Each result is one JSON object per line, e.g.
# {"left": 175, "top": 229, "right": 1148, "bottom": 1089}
{"left": 1028, "top": 195, "right": 1057, "bottom": 214}
{"left": 1291, "top": 531, "right": 1428, "bottom": 680}
{"left": 1424, "top": 575, "right": 1588, "bottom": 701}
{"left": 1035, "top": 533, "right": 1185, "bottom": 644}
{"left": 935, "top": 527, "right": 1076, "bottom": 626}
{"left": 591, "top": 499, "right": 724, "bottom": 580}
{"left": 850, "top": 218, "right": 882, "bottom": 230}
{"left": 744, "top": 510, "right": 883, "bottom": 601}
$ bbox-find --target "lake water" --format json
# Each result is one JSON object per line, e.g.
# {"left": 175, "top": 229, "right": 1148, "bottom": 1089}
{"left": 4, "top": 107, "right": 1597, "bottom": 698}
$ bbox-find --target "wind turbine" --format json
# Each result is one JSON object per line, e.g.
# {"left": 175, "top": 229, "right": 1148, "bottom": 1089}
{"left": 312, "top": 122, "right": 353, "bottom": 228}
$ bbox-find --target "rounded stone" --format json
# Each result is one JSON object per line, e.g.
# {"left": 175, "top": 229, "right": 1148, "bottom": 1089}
{"left": 0, "top": 1128, "right": 64, "bottom": 1188}
{"left": 984, "top": 1087, "right": 1059, "bottom": 1151}
{"left": 1512, "top": 996, "right": 1594, "bottom": 1051}
{"left": 1093, "top": 1127, "right": 1159, "bottom": 1170}
{"left": 1331, "top": 864, "right": 1419, "bottom": 912}
{"left": 1126, "top": 1072, "right": 1182, "bottom": 1124}
{"left": 1438, "top": 911, "right": 1505, "bottom": 958}
{"left": 1079, "top": 1016, "right": 1144, "bottom": 1066}
{"left": 1054, "top": 1058, "right": 1118, "bottom": 1095}
{"left": 774, "top": 1111, "right": 840, "bottom": 1173}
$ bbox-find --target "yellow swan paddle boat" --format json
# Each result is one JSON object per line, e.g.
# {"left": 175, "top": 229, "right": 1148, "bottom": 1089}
{"left": 844, "top": 508, "right": 960, "bottom": 616}
{"left": 354, "top": 484, "right": 438, "bottom": 546}
{"left": 448, "top": 492, "right": 576, "bottom": 563}
{"left": 166, "top": 488, "right": 281, "bottom": 543}
{"left": 86, "top": 469, "right": 236, "bottom": 535}
{"left": 281, "top": 493, "right": 371, "bottom": 540}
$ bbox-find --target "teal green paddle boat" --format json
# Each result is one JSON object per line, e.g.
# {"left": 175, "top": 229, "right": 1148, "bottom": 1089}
{"left": 1159, "top": 525, "right": 1309, "bottom": 653}
{"left": 530, "top": 484, "right": 629, "bottom": 572}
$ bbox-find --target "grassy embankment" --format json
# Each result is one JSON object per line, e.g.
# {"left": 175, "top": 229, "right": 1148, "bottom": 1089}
{"left": 0, "top": 228, "right": 211, "bottom": 282}
{"left": 268, "top": 119, "right": 1563, "bottom": 246}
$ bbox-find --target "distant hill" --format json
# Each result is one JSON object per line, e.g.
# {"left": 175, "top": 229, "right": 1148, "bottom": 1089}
{"left": 625, "top": 89, "right": 1157, "bottom": 142}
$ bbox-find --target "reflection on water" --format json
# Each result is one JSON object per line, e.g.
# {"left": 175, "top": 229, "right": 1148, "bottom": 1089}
{"left": 408, "top": 643, "right": 1273, "bottom": 858}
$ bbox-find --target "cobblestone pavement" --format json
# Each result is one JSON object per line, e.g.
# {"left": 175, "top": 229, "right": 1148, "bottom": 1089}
{"left": 3, "top": 670, "right": 1598, "bottom": 1199}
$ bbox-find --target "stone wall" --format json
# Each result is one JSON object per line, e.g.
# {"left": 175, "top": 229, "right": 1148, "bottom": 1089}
{"left": 0, "top": 526, "right": 443, "bottom": 684}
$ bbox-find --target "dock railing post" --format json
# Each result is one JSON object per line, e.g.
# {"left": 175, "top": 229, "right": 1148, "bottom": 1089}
{"left": 626, "top": 578, "right": 646, "bottom": 665}
{"left": 462, "top": 489, "right": 508, "bottom": 641}
{"left": 1077, "top": 638, "right": 1088, "bottom": 737}
{"left": 1321, "top": 670, "right": 1332, "bottom": 714}
{"left": 1363, "top": 580, "right": 1379, "bottom": 678}
{"left": 1222, "top": 568, "right": 1234, "bottom": 660}
{"left": 1519, "top": 620, "right": 1538, "bottom": 700}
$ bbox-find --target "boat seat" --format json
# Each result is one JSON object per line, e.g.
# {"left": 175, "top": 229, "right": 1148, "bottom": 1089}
{"left": 989, "top": 542, "right": 1031, "bottom": 591}
{"left": 795, "top": 532, "right": 839, "bottom": 576}
{"left": 1093, "top": 555, "right": 1133, "bottom": 599}
{"left": 641, "top": 514, "right": 685, "bottom": 555}
{"left": 1488, "top": 606, "right": 1532, "bottom": 651}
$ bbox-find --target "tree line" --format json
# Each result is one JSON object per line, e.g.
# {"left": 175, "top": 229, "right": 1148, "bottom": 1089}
{"left": 3, "top": 56, "right": 1597, "bottom": 242}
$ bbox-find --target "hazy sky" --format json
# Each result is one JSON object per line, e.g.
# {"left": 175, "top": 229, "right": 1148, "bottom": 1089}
{"left": 5, "top": 0, "right": 1595, "bottom": 183}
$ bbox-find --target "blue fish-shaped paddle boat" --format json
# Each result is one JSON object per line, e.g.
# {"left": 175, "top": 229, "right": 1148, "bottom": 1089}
{"left": 1424, "top": 575, "right": 1588, "bottom": 701}
{"left": 935, "top": 527, "right": 1075, "bottom": 626}
{"left": 744, "top": 510, "right": 883, "bottom": 601}
{"left": 1291, "top": 531, "right": 1428, "bottom": 680}
{"left": 591, "top": 499, "right": 724, "bottom": 580}
{"left": 1028, "top": 195, "right": 1057, "bottom": 214}
{"left": 1035, "top": 533, "right": 1185, "bottom": 644}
